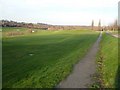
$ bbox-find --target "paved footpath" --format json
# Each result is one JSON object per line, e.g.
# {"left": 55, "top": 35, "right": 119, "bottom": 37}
{"left": 57, "top": 31, "right": 102, "bottom": 88}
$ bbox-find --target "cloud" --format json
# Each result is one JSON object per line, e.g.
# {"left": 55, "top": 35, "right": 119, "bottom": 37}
{"left": 1, "top": 0, "right": 119, "bottom": 25}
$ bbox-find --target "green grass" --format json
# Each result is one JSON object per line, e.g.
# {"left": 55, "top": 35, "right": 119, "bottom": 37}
{"left": 2, "top": 27, "right": 46, "bottom": 37}
{"left": 2, "top": 27, "right": 28, "bottom": 32}
{"left": 109, "top": 31, "right": 118, "bottom": 35}
{"left": 118, "top": 36, "right": 120, "bottom": 89}
{"left": 3, "top": 28, "right": 99, "bottom": 88}
{"left": 0, "top": 30, "right": 2, "bottom": 89}
{"left": 96, "top": 33, "right": 118, "bottom": 88}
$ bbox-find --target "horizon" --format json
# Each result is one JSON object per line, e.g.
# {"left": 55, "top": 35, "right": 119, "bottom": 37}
{"left": 1, "top": 0, "right": 119, "bottom": 26}
{"left": 1, "top": 19, "right": 109, "bottom": 27}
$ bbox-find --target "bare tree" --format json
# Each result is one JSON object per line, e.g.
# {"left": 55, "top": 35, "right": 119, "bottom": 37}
{"left": 113, "top": 19, "right": 118, "bottom": 31}
{"left": 108, "top": 19, "right": 118, "bottom": 31}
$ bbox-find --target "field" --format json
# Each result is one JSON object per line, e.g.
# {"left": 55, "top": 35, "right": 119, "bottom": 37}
{"left": 2, "top": 27, "right": 99, "bottom": 88}
{"left": 96, "top": 33, "right": 118, "bottom": 88}
{"left": 2, "top": 27, "right": 28, "bottom": 32}
{"left": 2, "top": 27, "right": 41, "bottom": 37}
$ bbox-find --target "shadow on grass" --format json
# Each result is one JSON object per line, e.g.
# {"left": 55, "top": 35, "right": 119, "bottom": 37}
{"left": 115, "top": 65, "right": 120, "bottom": 89}
{"left": 115, "top": 36, "right": 120, "bottom": 89}
{"left": 118, "top": 65, "right": 120, "bottom": 89}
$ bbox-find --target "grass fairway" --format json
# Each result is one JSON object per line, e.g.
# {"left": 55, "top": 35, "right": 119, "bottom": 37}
{"left": 2, "top": 27, "right": 29, "bottom": 32}
{"left": 96, "top": 33, "right": 118, "bottom": 88}
{"left": 3, "top": 29, "right": 99, "bottom": 88}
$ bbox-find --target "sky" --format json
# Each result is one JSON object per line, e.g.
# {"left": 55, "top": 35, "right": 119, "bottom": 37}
{"left": 0, "top": 0, "right": 119, "bottom": 26}
{"left": 118, "top": 1, "right": 120, "bottom": 25}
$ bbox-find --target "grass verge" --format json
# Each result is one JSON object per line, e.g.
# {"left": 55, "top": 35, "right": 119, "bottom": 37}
{"left": 95, "top": 33, "right": 118, "bottom": 88}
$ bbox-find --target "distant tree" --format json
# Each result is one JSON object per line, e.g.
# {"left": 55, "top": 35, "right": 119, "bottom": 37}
{"left": 113, "top": 19, "right": 118, "bottom": 31}
{"left": 98, "top": 19, "right": 101, "bottom": 31}
{"left": 91, "top": 20, "right": 94, "bottom": 30}
{"left": 108, "top": 19, "right": 118, "bottom": 31}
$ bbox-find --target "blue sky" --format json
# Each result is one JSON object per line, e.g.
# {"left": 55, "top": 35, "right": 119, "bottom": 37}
{"left": 1, "top": 0, "right": 119, "bottom": 26}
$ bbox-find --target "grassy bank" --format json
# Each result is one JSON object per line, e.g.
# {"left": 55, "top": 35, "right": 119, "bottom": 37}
{"left": 3, "top": 29, "right": 99, "bottom": 88}
{"left": 96, "top": 33, "right": 118, "bottom": 88}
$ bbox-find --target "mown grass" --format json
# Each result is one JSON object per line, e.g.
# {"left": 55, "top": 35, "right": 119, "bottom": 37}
{"left": 96, "top": 33, "right": 118, "bottom": 88}
{"left": 118, "top": 32, "right": 120, "bottom": 89}
{"left": 0, "top": 29, "right": 2, "bottom": 89}
{"left": 2, "top": 27, "right": 43, "bottom": 37}
{"left": 111, "top": 31, "right": 118, "bottom": 35}
{"left": 2, "top": 27, "right": 28, "bottom": 32}
{"left": 3, "top": 28, "right": 99, "bottom": 88}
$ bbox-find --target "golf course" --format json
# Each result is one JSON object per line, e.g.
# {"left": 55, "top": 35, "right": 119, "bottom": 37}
{"left": 2, "top": 26, "right": 119, "bottom": 88}
{"left": 3, "top": 27, "right": 100, "bottom": 88}
{"left": 1, "top": 0, "right": 119, "bottom": 89}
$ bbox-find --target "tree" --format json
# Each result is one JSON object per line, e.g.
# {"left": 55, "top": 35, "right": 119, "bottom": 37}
{"left": 108, "top": 19, "right": 118, "bottom": 31}
{"left": 98, "top": 19, "right": 101, "bottom": 31}
{"left": 113, "top": 19, "right": 118, "bottom": 31}
{"left": 91, "top": 20, "right": 94, "bottom": 30}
